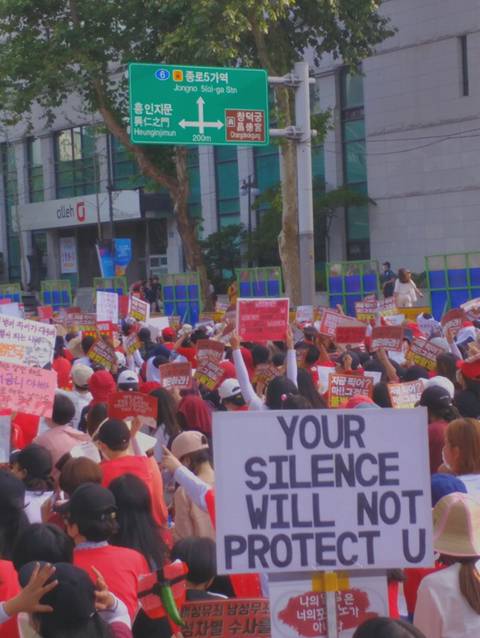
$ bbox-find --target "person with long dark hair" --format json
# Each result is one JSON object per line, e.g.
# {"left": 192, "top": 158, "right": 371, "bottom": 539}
{"left": 0, "top": 470, "right": 29, "bottom": 561}
{"left": 10, "top": 444, "right": 55, "bottom": 523}
{"left": 296, "top": 368, "right": 327, "bottom": 408}
{"left": 148, "top": 387, "right": 181, "bottom": 461}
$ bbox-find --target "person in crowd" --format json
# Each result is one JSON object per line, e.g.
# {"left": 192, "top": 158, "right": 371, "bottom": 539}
{"left": 418, "top": 386, "right": 460, "bottom": 473}
{"left": 10, "top": 444, "right": 54, "bottom": 523}
{"left": 372, "top": 382, "right": 393, "bottom": 408}
{"left": 0, "top": 471, "right": 29, "bottom": 561}
{"left": 381, "top": 261, "right": 397, "bottom": 299}
{"left": 94, "top": 419, "right": 167, "bottom": 527}
{"left": 13, "top": 524, "right": 74, "bottom": 571}
{"left": 394, "top": 268, "right": 423, "bottom": 308}
{"left": 435, "top": 353, "right": 460, "bottom": 390}
{"left": 60, "top": 364, "right": 94, "bottom": 429}
{"left": 227, "top": 279, "right": 237, "bottom": 307}
{"left": 160, "top": 327, "right": 176, "bottom": 351}
{"left": 148, "top": 388, "right": 181, "bottom": 461}
{"left": 144, "top": 275, "right": 161, "bottom": 313}
{"left": 176, "top": 394, "right": 212, "bottom": 436}
{"left": 454, "top": 359, "right": 480, "bottom": 418}
{"left": 171, "top": 537, "right": 226, "bottom": 601}
{"left": 170, "top": 431, "right": 215, "bottom": 542}
{"left": 414, "top": 492, "right": 480, "bottom": 637}
{"left": 217, "top": 379, "right": 248, "bottom": 411}
{"left": 34, "top": 394, "right": 90, "bottom": 479}
{"left": 52, "top": 337, "right": 72, "bottom": 391}
{"left": 440, "top": 417, "right": 480, "bottom": 496}
{"left": 354, "top": 618, "right": 426, "bottom": 638}
{"left": 88, "top": 371, "right": 116, "bottom": 408}
{"left": 72, "top": 335, "right": 96, "bottom": 368}
{"left": 61, "top": 483, "right": 149, "bottom": 622}
{"left": 59, "top": 457, "right": 103, "bottom": 498}
{"left": 109, "top": 474, "right": 168, "bottom": 570}
{"left": 116, "top": 370, "right": 139, "bottom": 393}
{"left": 84, "top": 403, "right": 109, "bottom": 437}
{"left": 296, "top": 368, "right": 327, "bottom": 408}
{"left": 17, "top": 561, "right": 132, "bottom": 637}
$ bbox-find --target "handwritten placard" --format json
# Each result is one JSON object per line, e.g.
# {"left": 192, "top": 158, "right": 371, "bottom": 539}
{"left": 0, "top": 315, "right": 56, "bottom": 368}
{"left": 96, "top": 291, "right": 119, "bottom": 324}
{"left": 0, "top": 361, "right": 57, "bottom": 417}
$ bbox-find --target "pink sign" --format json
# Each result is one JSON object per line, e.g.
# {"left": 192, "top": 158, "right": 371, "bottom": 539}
{"left": 237, "top": 298, "right": 290, "bottom": 342}
{"left": 0, "top": 361, "right": 57, "bottom": 417}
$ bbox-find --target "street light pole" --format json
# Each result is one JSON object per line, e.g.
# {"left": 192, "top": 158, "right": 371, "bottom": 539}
{"left": 241, "top": 175, "right": 256, "bottom": 268}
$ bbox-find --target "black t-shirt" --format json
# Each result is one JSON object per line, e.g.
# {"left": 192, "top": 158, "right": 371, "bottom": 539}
{"left": 381, "top": 269, "right": 396, "bottom": 297}
{"left": 454, "top": 389, "right": 480, "bottom": 418}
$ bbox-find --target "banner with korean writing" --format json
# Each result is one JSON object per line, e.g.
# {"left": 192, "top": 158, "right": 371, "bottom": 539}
{"left": 388, "top": 381, "right": 424, "bottom": 409}
{"left": 371, "top": 326, "right": 404, "bottom": 352}
{"left": 87, "top": 340, "right": 116, "bottom": 371}
{"left": 159, "top": 362, "right": 192, "bottom": 390}
{"left": 407, "top": 338, "right": 444, "bottom": 371}
{"left": 108, "top": 391, "right": 158, "bottom": 421}
{"left": 213, "top": 408, "right": 433, "bottom": 574}
{"left": 355, "top": 300, "right": 378, "bottom": 323}
{"left": 296, "top": 305, "right": 314, "bottom": 324}
{"left": 96, "top": 291, "right": 119, "bottom": 324}
{"left": 195, "top": 359, "right": 225, "bottom": 390}
{"left": 441, "top": 308, "right": 464, "bottom": 337}
{"left": 335, "top": 326, "right": 367, "bottom": 345}
{"left": 129, "top": 296, "right": 150, "bottom": 323}
{"left": 0, "top": 315, "right": 56, "bottom": 368}
{"left": 123, "top": 333, "right": 141, "bottom": 356}
{"left": 182, "top": 599, "right": 270, "bottom": 638}
{"left": 328, "top": 373, "right": 373, "bottom": 408}
{"left": 196, "top": 339, "right": 224, "bottom": 363}
{"left": 378, "top": 298, "right": 397, "bottom": 317}
{"left": 0, "top": 361, "right": 57, "bottom": 417}
{"left": 96, "top": 321, "right": 115, "bottom": 340}
{"left": 237, "top": 298, "right": 289, "bottom": 342}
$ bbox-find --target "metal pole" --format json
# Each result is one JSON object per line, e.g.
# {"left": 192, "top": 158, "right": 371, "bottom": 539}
{"left": 107, "top": 183, "right": 115, "bottom": 241}
{"left": 294, "top": 61, "right": 316, "bottom": 306}
{"left": 247, "top": 176, "right": 253, "bottom": 268}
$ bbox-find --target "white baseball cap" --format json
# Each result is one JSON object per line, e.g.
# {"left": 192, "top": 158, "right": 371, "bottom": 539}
{"left": 218, "top": 378, "right": 242, "bottom": 401}
{"left": 117, "top": 370, "right": 139, "bottom": 386}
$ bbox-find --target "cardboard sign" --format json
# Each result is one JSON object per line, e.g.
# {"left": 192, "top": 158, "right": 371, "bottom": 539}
{"left": 371, "top": 326, "right": 404, "bottom": 352}
{"left": 296, "top": 305, "right": 314, "bottom": 324}
{"left": 159, "top": 362, "right": 192, "bottom": 390}
{"left": 237, "top": 298, "right": 290, "bottom": 342}
{"left": 328, "top": 373, "right": 373, "bottom": 408}
{"left": 129, "top": 296, "right": 150, "bottom": 323}
{"left": 123, "top": 333, "right": 141, "bottom": 355}
{"left": 407, "top": 338, "right": 444, "bottom": 371}
{"left": 182, "top": 599, "right": 270, "bottom": 638}
{"left": 441, "top": 308, "right": 464, "bottom": 337}
{"left": 96, "top": 291, "right": 119, "bottom": 324}
{"left": 213, "top": 408, "right": 433, "bottom": 574}
{"left": 0, "top": 361, "right": 57, "bottom": 417}
{"left": 196, "top": 339, "right": 224, "bottom": 363}
{"left": 388, "top": 381, "right": 424, "bottom": 409}
{"left": 377, "top": 298, "right": 397, "bottom": 317}
{"left": 96, "top": 321, "right": 115, "bottom": 340}
{"left": 195, "top": 359, "right": 225, "bottom": 390}
{"left": 37, "top": 306, "right": 54, "bottom": 321}
{"left": 0, "top": 315, "right": 56, "bottom": 368}
{"left": 318, "top": 310, "right": 344, "bottom": 338}
{"left": 169, "top": 315, "right": 181, "bottom": 330}
{"left": 253, "top": 363, "right": 282, "bottom": 386}
{"left": 355, "top": 300, "right": 378, "bottom": 322}
{"left": 87, "top": 339, "right": 116, "bottom": 371}
{"left": 269, "top": 571, "right": 389, "bottom": 638}
{"left": 335, "top": 326, "right": 367, "bottom": 345}
{"left": 0, "top": 303, "right": 23, "bottom": 318}
{"left": 108, "top": 391, "right": 158, "bottom": 421}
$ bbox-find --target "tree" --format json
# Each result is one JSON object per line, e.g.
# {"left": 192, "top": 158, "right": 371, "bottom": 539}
{"left": 200, "top": 224, "right": 246, "bottom": 292}
{"left": 158, "top": 0, "right": 395, "bottom": 303}
{"left": 0, "top": 0, "right": 211, "bottom": 303}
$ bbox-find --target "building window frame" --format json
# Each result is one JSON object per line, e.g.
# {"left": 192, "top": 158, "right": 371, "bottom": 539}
{"left": 54, "top": 126, "right": 99, "bottom": 198}
{"left": 214, "top": 146, "right": 240, "bottom": 228}
{"left": 26, "top": 137, "right": 44, "bottom": 203}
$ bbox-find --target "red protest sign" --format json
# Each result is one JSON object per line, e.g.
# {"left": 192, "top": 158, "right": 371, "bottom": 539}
{"left": 407, "top": 338, "right": 444, "bottom": 371}
{"left": 181, "top": 599, "right": 270, "bottom": 638}
{"left": 388, "top": 381, "right": 424, "bottom": 409}
{"left": 129, "top": 296, "right": 150, "bottom": 322}
{"left": 65, "top": 307, "right": 82, "bottom": 315}
{"left": 355, "top": 300, "right": 378, "bottom": 322}
{"left": 318, "top": 309, "right": 344, "bottom": 337}
{"left": 196, "top": 339, "right": 224, "bottom": 363}
{"left": 37, "top": 306, "right": 54, "bottom": 321}
{"left": 108, "top": 391, "right": 158, "bottom": 421}
{"left": 441, "top": 308, "right": 464, "bottom": 337}
{"left": 159, "top": 362, "right": 192, "bottom": 390}
{"left": 195, "top": 359, "right": 225, "bottom": 390}
{"left": 335, "top": 325, "right": 367, "bottom": 345}
{"left": 123, "top": 333, "right": 141, "bottom": 355}
{"left": 237, "top": 298, "right": 289, "bottom": 342}
{"left": 328, "top": 373, "right": 373, "bottom": 408}
{"left": 118, "top": 295, "right": 130, "bottom": 319}
{"left": 87, "top": 340, "right": 116, "bottom": 371}
{"left": 96, "top": 321, "right": 115, "bottom": 340}
{"left": 0, "top": 361, "right": 57, "bottom": 417}
{"left": 371, "top": 326, "right": 404, "bottom": 352}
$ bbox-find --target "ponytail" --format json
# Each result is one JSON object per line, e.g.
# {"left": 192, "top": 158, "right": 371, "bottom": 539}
{"left": 459, "top": 560, "right": 480, "bottom": 614}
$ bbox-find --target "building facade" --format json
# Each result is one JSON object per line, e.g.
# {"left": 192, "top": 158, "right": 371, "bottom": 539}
{"left": 0, "top": 0, "right": 478, "bottom": 289}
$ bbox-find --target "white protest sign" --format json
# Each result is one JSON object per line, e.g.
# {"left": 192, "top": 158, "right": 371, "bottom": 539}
{"left": 364, "top": 370, "right": 382, "bottom": 386}
{"left": 96, "top": 291, "right": 118, "bottom": 324}
{"left": 296, "top": 305, "right": 314, "bottom": 324}
{"left": 0, "top": 315, "right": 56, "bottom": 368}
{"left": 213, "top": 408, "right": 433, "bottom": 574}
{"left": 147, "top": 316, "right": 171, "bottom": 340}
{"left": 0, "top": 303, "right": 23, "bottom": 318}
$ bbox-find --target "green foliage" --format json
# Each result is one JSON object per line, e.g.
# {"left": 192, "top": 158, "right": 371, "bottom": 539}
{"left": 200, "top": 224, "right": 246, "bottom": 292}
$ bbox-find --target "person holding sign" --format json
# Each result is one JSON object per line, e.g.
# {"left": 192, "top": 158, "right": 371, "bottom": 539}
{"left": 414, "top": 492, "right": 480, "bottom": 637}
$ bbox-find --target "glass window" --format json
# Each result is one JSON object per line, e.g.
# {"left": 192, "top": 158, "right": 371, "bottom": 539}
{"left": 187, "top": 148, "right": 201, "bottom": 219}
{"left": 342, "top": 71, "right": 364, "bottom": 109}
{"left": 254, "top": 144, "right": 280, "bottom": 195}
{"left": 1, "top": 144, "right": 20, "bottom": 280}
{"left": 54, "top": 126, "right": 99, "bottom": 197}
{"left": 27, "top": 138, "right": 44, "bottom": 203}
{"left": 215, "top": 147, "right": 240, "bottom": 226}
{"left": 110, "top": 136, "right": 144, "bottom": 190}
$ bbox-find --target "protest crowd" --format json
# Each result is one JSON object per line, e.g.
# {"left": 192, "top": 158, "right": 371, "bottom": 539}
{"left": 0, "top": 274, "right": 478, "bottom": 638}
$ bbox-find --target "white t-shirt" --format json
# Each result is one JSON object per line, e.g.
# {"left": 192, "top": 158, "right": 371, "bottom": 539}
{"left": 415, "top": 562, "right": 480, "bottom": 638}
{"left": 24, "top": 491, "right": 54, "bottom": 524}
{"left": 394, "top": 279, "right": 418, "bottom": 306}
{"left": 57, "top": 389, "right": 92, "bottom": 429}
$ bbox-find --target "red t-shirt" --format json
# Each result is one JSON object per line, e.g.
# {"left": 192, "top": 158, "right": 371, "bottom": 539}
{"left": 101, "top": 456, "right": 168, "bottom": 527}
{"left": 177, "top": 346, "right": 197, "bottom": 368}
{"left": 53, "top": 356, "right": 72, "bottom": 389}
{"left": 74, "top": 544, "right": 149, "bottom": 621}
{"left": 428, "top": 420, "right": 448, "bottom": 474}
{"left": 0, "top": 560, "right": 20, "bottom": 638}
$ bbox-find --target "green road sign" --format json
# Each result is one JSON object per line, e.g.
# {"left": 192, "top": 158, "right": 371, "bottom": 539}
{"left": 129, "top": 63, "right": 269, "bottom": 147}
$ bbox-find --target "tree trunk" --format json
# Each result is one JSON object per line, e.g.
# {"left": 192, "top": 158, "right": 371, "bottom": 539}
{"left": 276, "top": 87, "right": 301, "bottom": 305}
{"left": 174, "top": 148, "right": 212, "bottom": 310}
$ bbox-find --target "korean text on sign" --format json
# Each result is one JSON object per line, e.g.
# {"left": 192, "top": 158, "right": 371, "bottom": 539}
{"left": 328, "top": 373, "right": 373, "bottom": 408}
{"left": 237, "top": 298, "right": 289, "bottom": 342}
{"left": 0, "top": 361, "right": 57, "bottom": 417}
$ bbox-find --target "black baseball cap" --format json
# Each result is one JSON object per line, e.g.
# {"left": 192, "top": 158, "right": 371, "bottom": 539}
{"left": 57, "top": 483, "right": 116, "bottom": 523}
{"left": 419, "top": 385, "right": 452, "bottom": 411}
{"left": 0, "top": 470, "right": 25, "bottom": 510}
{"left": 19, "top": 562, "right": 95, "bottom": 627}
{"left": 95, "top": 419, "right": 131, "bottom": 450}
{"left": 13, "top": 444, "right": 52, "bottom": 479}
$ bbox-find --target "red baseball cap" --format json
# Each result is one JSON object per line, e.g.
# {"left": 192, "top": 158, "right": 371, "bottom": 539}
{"left": 162, "top": 327, "right": 176, "bottom": 339}
{"left": 457, "top": 358, "right": 480, "bottom": 380}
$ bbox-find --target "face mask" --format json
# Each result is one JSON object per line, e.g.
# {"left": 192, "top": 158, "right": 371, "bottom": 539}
{"left": 442, "top": 447, "right": 452, "bottom": 471}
